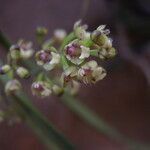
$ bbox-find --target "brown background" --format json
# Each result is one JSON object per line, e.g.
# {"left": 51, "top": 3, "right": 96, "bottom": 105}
{"left": 0, "top": 0, "right": 150, "bottom": 149}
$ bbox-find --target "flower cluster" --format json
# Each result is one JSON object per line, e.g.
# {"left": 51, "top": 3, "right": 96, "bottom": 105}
{"left": 1, "top": 20, "right": 116, "bottom": 98}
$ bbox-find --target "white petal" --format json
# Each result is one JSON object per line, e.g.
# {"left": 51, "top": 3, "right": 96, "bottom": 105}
{"left": 97, "top": 25, "right": 106, "bottom": 31}
{"left": 87, "top": 60, "right": 98, "bottom": 69}
{"left": 50, "top": 52, "right": 60, "bottom": 65}
{"left": 79, "top": 46, "right": 90, "bottom": 59}
{"left": 43, "top": 63, "right": 55, "bottom": 71}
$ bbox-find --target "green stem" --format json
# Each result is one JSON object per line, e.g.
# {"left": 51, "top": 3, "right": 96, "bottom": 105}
{"left": 0, "top": 30, "right": 11, "bottom": 49}
{"left": 0, "top": 75, "right": 77, "bottom": 150}
{"left": 62, "top": 93, "right": 150, "bottom": 150}
{"left": 13, "top": 92, "right": 77, "bottom": 150}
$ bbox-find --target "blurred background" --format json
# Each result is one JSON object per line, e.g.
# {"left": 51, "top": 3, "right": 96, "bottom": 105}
{"left": 0, "top": 0, "right": 150, "bottom": 149}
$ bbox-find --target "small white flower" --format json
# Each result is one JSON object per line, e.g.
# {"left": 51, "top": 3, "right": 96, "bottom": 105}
{"left": 9, "top": 40, "right": 34, "bottom": 60}
{"left": 31, "top": 81, "right": 51, "bottom": 97}
{"left": 79, "top": 46, "right": 90, "bottom": 59}
{"left": 61, "top": 66, "right": 78, "bottom": 86}
{"left": 78, "top": 61, "right": 106, "bottom": 84}
{"left": 73, "top": 20, "right": 90, "bottom": 40}
{"left": 5, "top": 79, "right": 22, "bottom": 95}
{"left": 35, "top": 50, "right": 60, "bottom": 71}
{"left": 64, "top": 40, "right": 90, "bottom": 65}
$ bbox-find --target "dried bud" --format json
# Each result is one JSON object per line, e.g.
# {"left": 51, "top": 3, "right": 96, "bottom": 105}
{"left": 16, "top": 67, "right": 29, "bottom": 78}
{"left": 54, "top": 29, "right": 67, "bottom": 42}
{"left": 52, "top": 85, "right": 64, "bottom": 96}
{"left": 5, "top": 79, "right": 22, "bottom": 95}
{"left": 35, "top": 50, "right": 60, "bottom": 71}
{"left": 0, "top": 65, "right": 11, "bottom": 74}
{"left": 31, "top": 81, "right": 51, "bottom": 97}
{"left": 64, "top": 39, "right": 90, "bottom": 65}
{"left": 78, "top": 61, "right": 106, "bottom": 84}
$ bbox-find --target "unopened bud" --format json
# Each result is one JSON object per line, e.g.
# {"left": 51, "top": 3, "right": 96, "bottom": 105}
{"left": 10, "top": 45, "right": 20, "bottom": 60}
{"left": 0, "top": 65, "right": 11, "bottom": 74}
{"left": 54, "top": 29, "right": 67, "bottom": 42}
{"left": 107, "top": 47, "right": 116, "bottom": 58}
{"left": 52, "top": 85, "right": 64, "bottom": 96}
{"left": 91, "top": 31, "right": 108, "bottom": 46}
{"left": 5, "top": 79, "right": 21, "bottom": 95}
{"left": 16, "top": 67, "right": 29, "bottom": 78}
{"left": 36, "top": 27, "right": 48, "bottom": 36}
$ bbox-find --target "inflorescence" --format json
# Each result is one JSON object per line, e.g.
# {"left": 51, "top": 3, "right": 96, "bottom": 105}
{"left": 1, "top": 20, "right": 116, "bottom": 98}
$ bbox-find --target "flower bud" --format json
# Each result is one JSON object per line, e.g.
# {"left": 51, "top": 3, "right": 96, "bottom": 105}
{"left": 52, "top": 85, "right": 64, "bottom": 96}
{"left": 5, "top": 79, "right": 22, "bottom": 95}
{"left": 31, "top": 81, "right": 51, "bottom": 97}
{"left": 54, "top": 29, "right": 67, "bottom": 42}
{"left": 0, "top": 65, "right": 11, "bottom": 74}
{"left": 16, "top": 67, "right": 29, "bottom": 78}
{"left": 107, "top": 47, "right": 116, "bottom": 58}
{"left": 91, "top": 31, "right": 111, "bottom": 47}
{"left": 10, "top": 45, "right": 20, "bottom": 60}
{"left": 36, "top": 27, "right": 48, "bottom": 36}
{"left": 99, "top": 47, "right": 116, "bottom": 60}
{"left": 74, "top": 20, "right": 90, "bottom": 40}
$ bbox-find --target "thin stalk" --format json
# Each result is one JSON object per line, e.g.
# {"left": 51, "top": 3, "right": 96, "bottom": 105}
{"left": 0, "top": 75, "right": 77, "bottom": 150}
{"left": 62, "top": 93, "right": 150, "bottom": 150}
{"left": 0, "top": 30, "right": 11, "bottom": 49}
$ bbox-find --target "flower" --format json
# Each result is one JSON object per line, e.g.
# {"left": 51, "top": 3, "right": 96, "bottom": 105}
{"left": 31, "top": 81, "right": 51, "bottom": 97}
{"left": 10, "top": 40, "right": 34, "bottom": 60}
{"left": 74, "top": 20, "right": 90, "bottom": 40}
{"left": 5, "top": 79, "right": 22, "bottom": 95}
{"left": 78, "top": 60, "right": 106, "bottom": 84}
{"left": 61, "top": 66, "right": 78, "bottom": 86}
{"left": 64, "top": 39, "right": 90, "bottom": 65}
{"left": 35, "top": 49, "right": 60, "bottom": 70}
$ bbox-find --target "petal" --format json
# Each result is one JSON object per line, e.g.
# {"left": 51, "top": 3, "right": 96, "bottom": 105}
{"left": 50, "top": 52, "right": 60, "bottom": 65}
{"left": 43, "top": 63, "right": 55, "bottom": 71}
{"left": 79, "top": 46, "right": 90, "bottom": 59}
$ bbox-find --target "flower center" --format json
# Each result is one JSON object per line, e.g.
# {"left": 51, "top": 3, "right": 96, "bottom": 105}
{"left": 34, "top": 83, "right": 44, "bottom": 92}
{"left": 39, "top": 51, "right": 51, "bottom": 63}
{"left": 65, "top": 44, "right": 81, "bottom": 57}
